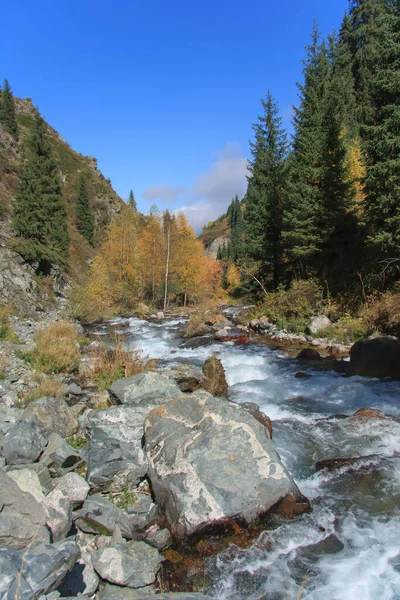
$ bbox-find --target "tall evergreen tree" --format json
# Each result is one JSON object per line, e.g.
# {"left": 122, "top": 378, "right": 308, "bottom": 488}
{"left": 283, "top": 24, "right": 331, "bottom": 277}
{"left": 245, "top": 91, "right": 288, "bottom": 289}
{"left": 76, "top": 175, "right": 94, "bottom": 246}
{"left": 361, "top": 0, "right": 400, "bottom": 267}
{"left": 13, "top": 111, "right": 69, "bottom": 266}
{"left": 0, "top": 79, "right": 18, "bottom": 140}
{"left": 128, "top": 189, "right": 137, "bottom": 211}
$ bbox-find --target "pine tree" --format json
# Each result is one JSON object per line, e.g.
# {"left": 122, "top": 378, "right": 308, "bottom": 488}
{"left": 283, "top": 24, "right": 331, "bottom": 277}
{"left": 245, "top": 91, "right": 288, "bottom": 289}
{"left": 76, "top": 175, "right": 94, "bottom": 245}
{"left": 128, "top": 189, "right": 137, "bottom": 211}
{"left": 0, "top": 79, "right": 18, "bottom": 139}
{"left": 13, "top": 111, "right": 69, "bottom": 266}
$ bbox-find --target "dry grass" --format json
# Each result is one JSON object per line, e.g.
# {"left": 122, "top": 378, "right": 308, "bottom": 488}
{"left": 29, "top": 321, "right": 80, "bottom": 373}
{"left": 0, "top": 304, "right": 20, "bottom": 344}
{"left": 89, "top": 336, "right": 156, "bottom": 390}
{"left": 23, "top": 375, "right": 66, "bottom": 405}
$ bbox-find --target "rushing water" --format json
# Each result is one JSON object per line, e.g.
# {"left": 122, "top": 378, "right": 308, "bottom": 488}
{"left": 93, "top": 315, "right": 400, "bottom": 600}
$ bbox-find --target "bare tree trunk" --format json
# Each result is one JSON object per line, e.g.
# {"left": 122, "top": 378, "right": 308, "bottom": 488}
{"left": 184, "top": 292, "right": 187, "bottom": 307}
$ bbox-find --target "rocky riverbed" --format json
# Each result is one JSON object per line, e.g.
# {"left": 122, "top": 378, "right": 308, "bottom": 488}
{"left": 0, "top": 309, "right": 400, "bottom": 600}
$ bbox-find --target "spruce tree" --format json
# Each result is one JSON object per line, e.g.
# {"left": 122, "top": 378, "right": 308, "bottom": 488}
{"left": 245, "top": 91, "right": 288, "bottom": 289}
{"left": 13, "top": 111, "right": 69, "bottom": 266}
{"left": 282, "top": 25, "right": 331, "bottom": 277}
{"left": 129, "top": 189, "right": 137, "bottom": 211}
{"left": 0, "top": 79, "right": 18, "bottom": 140}
{"left": 361, "top": 0, "right": 400, "bottom": 266}
{"left": 76, "top": 175, "right": 94, "bottom": 245}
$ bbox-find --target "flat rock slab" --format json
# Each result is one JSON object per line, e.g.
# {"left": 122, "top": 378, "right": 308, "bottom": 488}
{"left": 0, "top": 470, "right": 49, "bottom": 548}
{"left": 145, "top": 392, "right": 308, "bottom": 542}
{"left": 92, "top": 540, "right": 163, "bottom": 588}
{"left": 109, "top": 372, "right": 181, "bottom": 404}
{"left": 0, "top": 540, "right": 79, "bottom": 600}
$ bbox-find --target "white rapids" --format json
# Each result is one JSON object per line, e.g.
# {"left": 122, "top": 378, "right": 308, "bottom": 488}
{"left": 92, "top": 315, "right": 400, "bottom": 600}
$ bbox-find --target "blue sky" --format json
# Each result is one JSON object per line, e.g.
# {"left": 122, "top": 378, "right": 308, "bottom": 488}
{"left": 1, "top": 0, "right": 349, "bottom": 231}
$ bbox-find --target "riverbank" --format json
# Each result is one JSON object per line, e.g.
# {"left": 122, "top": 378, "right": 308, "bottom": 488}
{"left": 1, "top": 309, "right": 400, "bottom": 599}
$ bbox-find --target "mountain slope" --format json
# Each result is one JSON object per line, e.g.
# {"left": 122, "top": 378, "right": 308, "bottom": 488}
{"left": 0, "top": 96, "right": 125, "bottom": 314}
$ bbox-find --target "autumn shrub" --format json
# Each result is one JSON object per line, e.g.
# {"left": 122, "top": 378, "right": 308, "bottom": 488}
{"left": 316, "top": 316, "right": 373, "bottom": 344}
{"left": 89, "top": 337, "right": 156, "bottom": 390}
{"left": 23, "top": 375, "right": 66, "bottom": 405}
{"left": 26, "top": 321, "right": 80, "bottom": 373}
{"left": 361, "top": 285, "right": 400, "bottom": 337}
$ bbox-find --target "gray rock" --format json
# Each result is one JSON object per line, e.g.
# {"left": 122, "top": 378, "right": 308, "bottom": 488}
{"left": 144, "top": 393, "right": 309, "bottom": 542}
{"left": 53, "top": 472, "right": 90, "bottom": 505}
{"left": 99, "top": 584, "right": 157, "bottom": 600}
{"left": 92, "top": 541, "right": 163, "bottom": 588}
{"left": 75, "top": 495, "right": 133, "bottom": 538}
{"left": 109, "top": 372, "right": 180, "bottom": 404}
{"left": 350, "top": 336, "right": 400, "bottom": 378}
{"left": 308, "top": 315, "right": 332, "bottom": 335}
{"left": 7, "top": 468, "right": 45, "bottom": 502}
{"left": 22, "top": 396, "right": 78, "bottom": 438}
{"left": 67, "top": 382, "right": 83, "bottom": 396}
{"left": 0, "top": 470, "right": 49, "bottom": 548}
{"left": 42, "top": 488, "right": 72, "bottom": 542}
{"left": 57, "top": 551, "right": 99, "bottom": 597}
{"left": 87, "top": 400, "right": 168, "bottom": 489}
{"left": 166, "top": 364, "right": 205, "bottom": 392}
{"left": 0, "top": 540, "right": 79, "bottom": 600}
{"left": 40, "top": 433, "right": 83, "bottom": 475}
{"left": 2, "top": 421, "right": 47, "bottom": 465}
{"left": 144, "top": 525, "right": 172, "bottom": 550}
{"left": 126, "top": 492, "right": 157, "bottom": 532}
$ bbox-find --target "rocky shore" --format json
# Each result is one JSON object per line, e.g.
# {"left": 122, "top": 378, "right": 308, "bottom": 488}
{"left": 0, "top": 308, "right": 399, "bottom": 599}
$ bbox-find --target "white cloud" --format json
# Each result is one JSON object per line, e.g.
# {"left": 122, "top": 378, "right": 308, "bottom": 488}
{"left": 175, "top": 142, "right": 249, "bottom": 233}
{"left": 143, "top": 184, "right": 184, "bottom": 202}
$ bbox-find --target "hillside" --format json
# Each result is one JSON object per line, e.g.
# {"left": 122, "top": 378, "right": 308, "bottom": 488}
{"left": 0, "top": 96, "right": 125, "bottom": 314}
{"left": 199, "top": 214, "right": 231, "bottom": 255}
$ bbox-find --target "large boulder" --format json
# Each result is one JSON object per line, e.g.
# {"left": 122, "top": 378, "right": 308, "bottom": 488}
{"left": 87, "top": 388, "right": 177, "bottom": 489}
{"left": 144, "top": 391, "right": 309, "bottom": 542}
{"left": 0, "top": 470, "right": 49, "bottom": 548}
{"left": 349, "top": 337, "right": 400, "bottom": 378}
{"left": 0, "top": 540, "right": 79, "bottom": 600}
{"left": 2, "top": 421, "right": 47, "bottom": 465}
{"left": 202, "top": 354, "right": 228, "bottom": 397}
{"left": 109, "top": 372, "right": 181, "bottom": 404}
{"left": 91, "top": 541, "right": 163, "bottom": 588}
{"left": 21, "top": 396, "right": 78, "bottom": 437}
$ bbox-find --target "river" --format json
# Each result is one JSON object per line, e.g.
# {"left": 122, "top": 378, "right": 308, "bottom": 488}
{"left": 92, "top": 314, "right": 400, "bottom": 600}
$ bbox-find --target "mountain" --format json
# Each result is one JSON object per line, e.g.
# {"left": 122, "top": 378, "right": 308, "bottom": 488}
{"left": 0, "top": 96, "right": 125, "bottom": 315}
